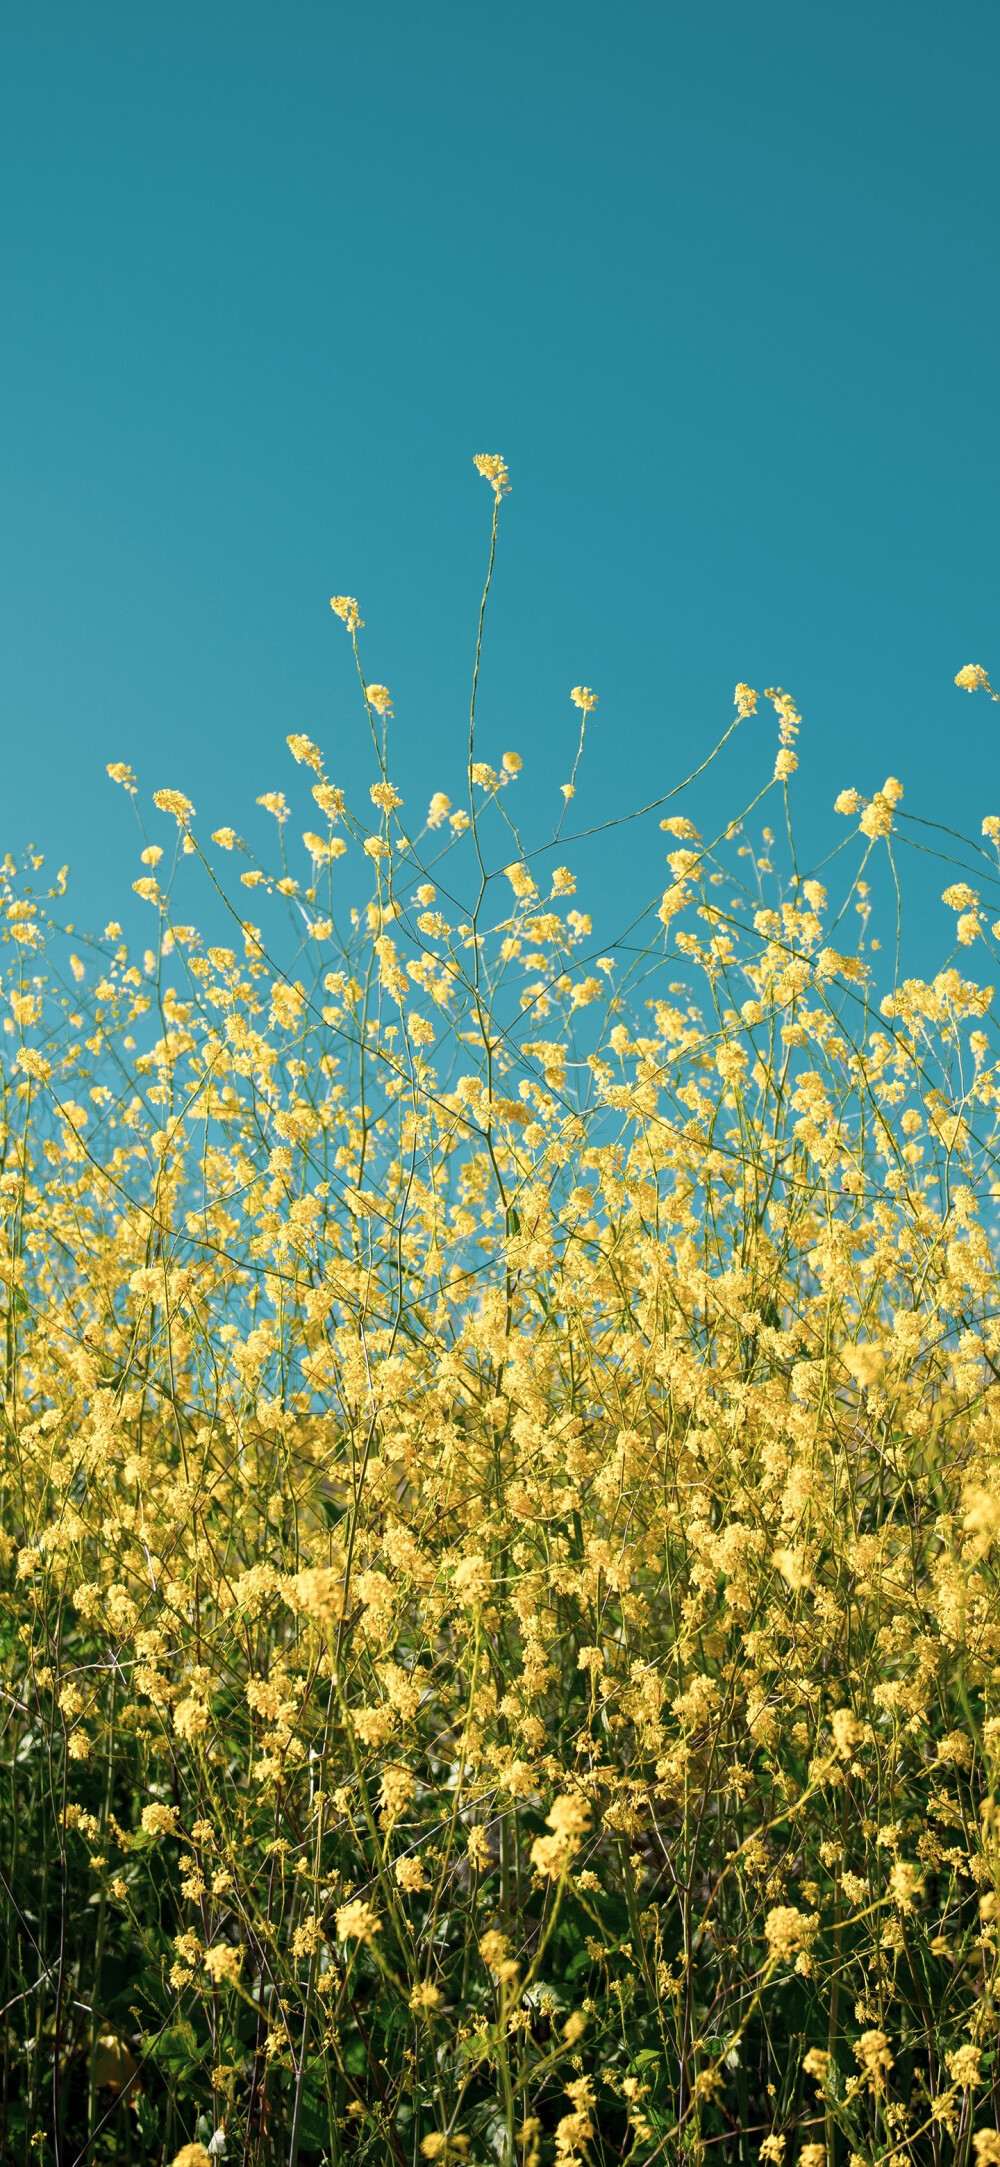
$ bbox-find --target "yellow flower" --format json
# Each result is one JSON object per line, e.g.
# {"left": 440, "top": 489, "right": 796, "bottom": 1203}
{"left": 955, "top": 662, "right": 994, "bottom": 694}
{"left": 504, "top": 861, "right": 538, "bottom": 900}
{"left": 859, "top": 791, "right": 893, "bottom": 839}
{"left": 948, "top": 2045, "right": 982, "bottom": 2088}
{"left": 330, "top": 595, "right": 363, "bottom": 630}
{"left": 141, "top": 1802, "right": 179, "bottom": 1839}
{"left": 831, "top": 1707, "right": 862, "bottom": 1758}
{"left": 15, "top": 1047, "right": 51, "bottom": 1082}
{"left": 889, "top": 1858, "right": 922, "bottom": 1910}
{"left": 764, "top": 1906, "right": 818, "bottom": 1964}
{"left": 152, "top": 788, "right": 194, "bottom": 824}
{"left": 854, "top": 2029, "right": 894, "bottom": 2085}
{"left": 284, "top": 1566, "right": 343, "bottom": 1629}
{"left": 570, "top": 686, "right": 598, "bottom": 712}
{"left": 451, "top": 1554, "right": 490, "bottom": 1607}
{"left": 396, "top": 1854, "right": 429, "bottom": 1892}
{"left": 473, "top": 452, "right": 510, "bottom": 498}
{"left": 174, "top": 1697, "right": 209, "bottom": 1742}
{"left": 303, "top": 830, "right": 338, "bottom": 863}
{"left": 286, "top": 732, "right": 324, "bottom": 772}
{"left": 529, "top": 1793, "right": 592, "bottom": 1880}
{"left": 379, "top": 1764, "right": 416, "bottom": 1821}
{"left": 292, "top": 1914, "right": 323, "bottom": 1958}
{"left": 366, "top": 684, "right": 394, "bottom": 717}
{"left": 335, "top": 1898, "right": 381, "bottom": 1945}
{"left": 203, "top": 1942, "right": 242, "bottom": 1985}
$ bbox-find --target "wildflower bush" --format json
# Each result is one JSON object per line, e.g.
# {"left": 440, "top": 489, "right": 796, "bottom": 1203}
{"left": 4, "top": 462, "right": 1000, "bottom": 2167}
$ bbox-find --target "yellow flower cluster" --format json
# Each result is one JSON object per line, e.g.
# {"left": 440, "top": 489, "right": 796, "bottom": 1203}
{"left": 5, "top": 470, "right": 1000, "bottom": 2165}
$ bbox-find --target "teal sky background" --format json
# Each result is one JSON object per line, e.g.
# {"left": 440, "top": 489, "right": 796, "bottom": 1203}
{"left": 2, "top": 0, "right": 1000, "bottom": 967}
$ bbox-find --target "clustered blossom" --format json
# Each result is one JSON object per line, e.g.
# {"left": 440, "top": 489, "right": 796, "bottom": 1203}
{"left": 473, "top": 452, "right": 511, "bottom": 498}
{"left": 955, "top": 662, "right": 998, "bottom": 697}
{"left": 330, "top": 594, "right": 363, "bottom": 630}
{"left": 152, "top": 788, "right": 195, "bottom": 824}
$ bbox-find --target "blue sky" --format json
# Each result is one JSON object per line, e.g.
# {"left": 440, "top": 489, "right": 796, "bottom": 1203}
{"left": 2, "top": 0, "right": 999, "bottom": 965}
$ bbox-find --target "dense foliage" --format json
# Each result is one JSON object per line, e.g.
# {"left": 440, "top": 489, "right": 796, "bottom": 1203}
{"left": 4, "top": 464, "right": 1000, "bottom": 2167}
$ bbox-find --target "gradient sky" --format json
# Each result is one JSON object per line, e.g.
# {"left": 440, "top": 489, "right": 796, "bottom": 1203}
{"left": 2, "top": 0, "right": 999, "bottom": 965}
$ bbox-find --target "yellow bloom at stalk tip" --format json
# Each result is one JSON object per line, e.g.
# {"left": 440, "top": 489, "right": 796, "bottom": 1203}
{"left": 396, "top": 1853, "right": 429, "bottom": 1892}
{"left": 286, "top": 732, "right": 324, "bottom": 773}
{"left": 336, "top": 1898, "right": 381, "bottom": 1945}
{"left": 478, "top": 1928, "right": 510, "bottom": 1969}
{"left": 203, "top": 1942, "right": 241, "bottom": 1985}
{"left": 312, "top": 780, "right": 345, "bottom": 818}
{"left": 473, "top": 452, "right": 510, "bottom": 498}
{"left": 330, "top": 595, "right": 363, "bottom": 630}
{"left": 141, "top": 1802, "right": 179, "bottom": 1838}
{"left": 152, "top": 787, "right": 194, "bottom": 823}
{"left": 948, "top": 2044, "right": 982, "bottom": 2088}
{"left": 570, "top": 685, "right": 598, "bottom": 712}
{"left": 764, "top": 1905, "right": 818, "bottom": 1963}
{"left": 855, "top": 2030, "right": 894, "bottom": 2085}
{"left": 955, "top": 662, "right": 997, "bottom": 696}
{"left": 366, "top": 683, "right": 393, "bottom": 717}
